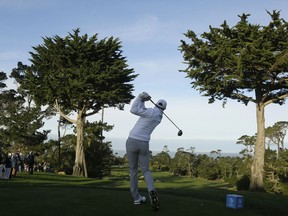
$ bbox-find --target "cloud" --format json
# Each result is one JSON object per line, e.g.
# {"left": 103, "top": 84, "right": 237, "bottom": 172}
{"left": 118, "top": 15, "right": 161, "bottom": 42}
{"left": 132, "top": 55, "right": 181, "bottom": 71}
{"left": 0, "top": 50, "right": 30, "bottom": 73}
{"left": 0, "top": 50, "right": 24, "bottom": 61}
{"left": 97, "top": 14, "right": 179, "bottom": 44}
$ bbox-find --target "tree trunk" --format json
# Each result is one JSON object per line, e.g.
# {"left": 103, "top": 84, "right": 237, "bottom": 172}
{"left": 250, "top": 103, "right": 265, "bottom": 191}
{"left": 73, "top": 114, "right": 88, "bottom": 177}
{"left": 57, "top": 116, "right": 61, "bottom": 165}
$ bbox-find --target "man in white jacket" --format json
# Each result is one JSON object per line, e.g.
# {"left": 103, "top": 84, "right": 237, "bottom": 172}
{"left": 126, "top": 92, "right": 167, "bottom": 211}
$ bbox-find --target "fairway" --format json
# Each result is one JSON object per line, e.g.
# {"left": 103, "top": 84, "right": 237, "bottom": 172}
{"left": 1, "top": 169, "right": 288, "bottom": 216}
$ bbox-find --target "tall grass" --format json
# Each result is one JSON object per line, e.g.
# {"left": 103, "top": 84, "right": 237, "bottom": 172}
{"left": 1, "top": 168, "right": 287, "bottom": 216}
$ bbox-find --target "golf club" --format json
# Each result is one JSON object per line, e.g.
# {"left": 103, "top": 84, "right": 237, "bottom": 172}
{"left": 149, "top": 99, "right": 183, "bottom": 136}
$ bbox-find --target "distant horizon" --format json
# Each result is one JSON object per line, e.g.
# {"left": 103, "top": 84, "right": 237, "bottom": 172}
{"left": 112, "top": 149, "right": 243, "bottom": 158}
{"left": 106, "top": 137, "right": 247, "bottom": 154}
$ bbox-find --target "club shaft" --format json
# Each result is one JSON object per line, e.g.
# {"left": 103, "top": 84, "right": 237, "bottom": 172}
{"left": 149, "top": 99, "right": 181, "bottom": 131}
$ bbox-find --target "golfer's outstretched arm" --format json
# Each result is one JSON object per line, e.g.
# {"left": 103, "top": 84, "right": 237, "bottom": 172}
{"left": 130, "top": 95, "right": 153, "bottom": 117}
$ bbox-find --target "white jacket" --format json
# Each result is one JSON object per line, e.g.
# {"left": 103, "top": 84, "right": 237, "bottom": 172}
{"left": 129, "top": 96, "right": 163, "bottom": 141}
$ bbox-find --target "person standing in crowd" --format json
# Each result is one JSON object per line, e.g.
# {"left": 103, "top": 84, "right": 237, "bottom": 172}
{"left": 19, "top": 153, "right": 24, "bottom": 172}
{"left": 0, "top": 152, "right": 4, "bottom": 179}
{"left": 126, "top": 92, "right": 167, "bottom": 211}
{"left": 4, "top": 153, "right": 12, "bottom": 180}
{"left": 11, "top": 153, "right": 18, "bottom": 177}
{"left": 26, "top": 152, "right": 35, "bottom": 175}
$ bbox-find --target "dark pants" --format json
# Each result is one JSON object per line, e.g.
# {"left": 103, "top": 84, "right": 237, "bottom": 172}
{"left": 28, "top": 164, "right": 34, "bottom": 175}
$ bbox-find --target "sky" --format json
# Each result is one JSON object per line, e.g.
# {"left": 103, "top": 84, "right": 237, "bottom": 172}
{"left": 1, "top": 0, "right": 288, "bottom": 154}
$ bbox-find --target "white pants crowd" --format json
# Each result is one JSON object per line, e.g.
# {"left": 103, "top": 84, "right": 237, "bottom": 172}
{"left": 0, "top": 164, "right": 11, "bottom": 180}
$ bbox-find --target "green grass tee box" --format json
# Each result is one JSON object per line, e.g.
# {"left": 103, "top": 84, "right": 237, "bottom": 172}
{"left": 0, "top": 169, "right": 287, "bottom": 216}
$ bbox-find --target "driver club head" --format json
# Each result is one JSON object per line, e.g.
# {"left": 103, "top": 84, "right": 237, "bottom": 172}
{"left": 177, "top": 130, "right": 183, "bottom": 136}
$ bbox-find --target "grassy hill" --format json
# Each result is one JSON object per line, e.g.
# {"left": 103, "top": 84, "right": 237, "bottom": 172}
{"left": 1, "top": 167, "right": 287, "bottom": 216}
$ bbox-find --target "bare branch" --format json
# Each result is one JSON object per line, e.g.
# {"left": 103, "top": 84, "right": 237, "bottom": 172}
{"left": 264, "top": 93, "right": 288, "bottom": 107}
{"left": 54, "top": 99, "right": 77, "bottom": 124}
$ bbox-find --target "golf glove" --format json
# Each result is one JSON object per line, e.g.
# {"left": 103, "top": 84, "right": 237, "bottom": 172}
{"left": 139, "top": 92, "right": 151, "bottom": 101}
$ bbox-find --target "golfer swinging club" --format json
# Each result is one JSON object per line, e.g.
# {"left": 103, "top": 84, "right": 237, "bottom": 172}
{"left": 126, "top": 92, "right": 167, "bottom": 211}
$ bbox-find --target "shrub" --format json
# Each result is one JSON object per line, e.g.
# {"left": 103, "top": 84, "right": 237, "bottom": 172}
{"left": 236, "top": 175, "right": 250, "bottom": 191}
{"left": 224, "top": 175, "right": 238, "bottom": 186}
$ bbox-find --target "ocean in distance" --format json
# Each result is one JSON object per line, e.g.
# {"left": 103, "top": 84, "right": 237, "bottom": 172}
{"left": 112, "top": 149, "right": 242, "bottom": 158}
{"left": 108, "top": 137, "right": 244, "bottom": 158}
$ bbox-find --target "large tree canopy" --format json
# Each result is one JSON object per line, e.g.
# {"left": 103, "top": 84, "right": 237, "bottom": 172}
{"left": 180, "top": 10, "right": 288, "bottom": 191}
{"left": 12, "top": 29, "right": 138, "bottom": 177}
{"left": 13, "top": 29, "right": 137, "bottom": 114}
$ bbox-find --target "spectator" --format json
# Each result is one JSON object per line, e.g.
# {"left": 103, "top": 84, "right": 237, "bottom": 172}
{"left": 4, "top": 153, "right": 12, "bottom": 180}
{"left": 11, "top": 153, "right": 18, "bottom": 177}
{"left": 26, "top": 152, "right": 35, "bottom": 175}
{"left": 0, "top": 152, "right": 5, "bottom": 179}
{"left": 19, "top": 153, "right": 24, "bottom": 172}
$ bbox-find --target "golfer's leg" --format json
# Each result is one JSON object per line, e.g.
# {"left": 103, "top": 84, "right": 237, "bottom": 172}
{"left": 138, "top": 142, "right": 155, "bottom": 192}
{"left": 126, "top": 138, "right": 140, "bottom": 200}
